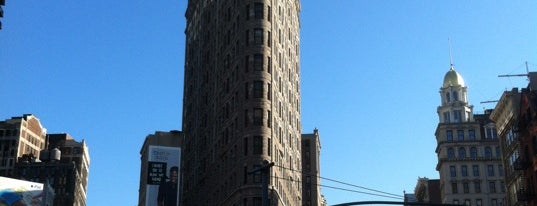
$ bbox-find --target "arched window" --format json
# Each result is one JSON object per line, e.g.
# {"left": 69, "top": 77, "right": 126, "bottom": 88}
{"left": 453, "top": 91, "right": 459, "bottom": 101}
{"left": 458, "top": 147, "right": 466, "bottom": 158}
{"left": 445, "top": 92, "right": 451, "bottom": 103}
{"left": 470, "top": 147, "right": 478, "bottom": 158}
{"left": 447, "top": 148, "right": 455, "bottom": 158}
{"left": 485, "top": 147, "right": 492, "bottom": 158}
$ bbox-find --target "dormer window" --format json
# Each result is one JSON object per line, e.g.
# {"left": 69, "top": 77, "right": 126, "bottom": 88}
{"left": 486, "top": 126, "right": 499, "bottom": 139}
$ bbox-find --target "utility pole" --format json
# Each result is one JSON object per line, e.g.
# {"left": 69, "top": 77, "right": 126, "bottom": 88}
{"left": 249, "top": 160, "right": 275, "bottom": 206}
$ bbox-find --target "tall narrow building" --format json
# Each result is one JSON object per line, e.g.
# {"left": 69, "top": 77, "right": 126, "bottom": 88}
{"left": 181, "top": 0, "right": 302, "bottom": 205}
{"left": 435, "top": 66, "right": 505, "bottom": 205}
{"left": 301, "top": 129, "right": 325, "bottom": 206}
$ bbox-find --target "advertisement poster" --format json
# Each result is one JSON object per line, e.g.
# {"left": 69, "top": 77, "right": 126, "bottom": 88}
{"left": 146, "top": 145, "right": 181, "bottom": 206}
{"left": 0, "top": 177, "right": 44, "bottom": 206}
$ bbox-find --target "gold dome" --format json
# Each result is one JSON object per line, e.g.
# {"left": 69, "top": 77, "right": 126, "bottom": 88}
{"left": 443, "top": 67, "right": 465, "bottom": 88}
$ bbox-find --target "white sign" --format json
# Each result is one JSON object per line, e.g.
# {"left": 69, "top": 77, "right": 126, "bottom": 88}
{"left": 145, "top": 146, "right": 181, "bottom": 206}
{"left": 0, "top": 177, "right": 44, "bottom": 206}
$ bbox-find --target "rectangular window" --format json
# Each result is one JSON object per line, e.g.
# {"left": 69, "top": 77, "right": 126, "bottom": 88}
{"left": 453, "top": 110, "right": 462, "bottom": 122}
{"left": 244, "top": 138, "right": 248, "bottom": 156}
{"left": 245, "top": 5, "right": 250, "bottom": 20}
{"left": 476, "top": 199, "right": 482, "bottom": 206}
{"left": 253, "top": 197, "right": 262, "bottom": 206}
{"left": 464, "top": 199, "right": 470, "bottom": 206}
{"left": 267, "top": 56, "right": 272, "bottom": 73}
{"left": 446, "top": 130, "right": 453, "bottom": 141}
{"left": 245, "top": 30, "right": 250, "bottom": 46}
{"left": 267, "top": 6, "right": 271, "bottom": 21}
{"left": 254, "top": 136, "right": 262, "bottom": 155}
{"left": 491, "top": 199, "right": 497, "bottom": 206}
{"left": 268, "top": 138, "right": 272, "bottom": 156}
{"left": 486, "top": 127, "right": 498, "bottom": 139}
{"left": 469, "top": 129, "right": 476, "bottom": 140}
{"left": 254, "top": 3, "right": 263, "bottom": 19}
{"left": 489, "top": 181, "right": 496, "bottom": 193}
{"left": 487, "top": 165, "right": 494, "bottom": 176}
{"left": 267, "top": 110, "right": 272, "bottom": 128}
{"left": 254, "top": 54, "right": 263, "bottom": 71}
{"left": 463, "top": 182, "right": 469, "bottom": 193}
{"left": 245, "top": 82, "right": 249, "bottom": 99}
{"left": 254, "top": 28, "right": 263, "bottom": 45}
{"left": 457, "top": 130, "right": 464, "bottom": 141}
{"left": 244, "top": 110, "right": 249, "bottom": 127}
{"left": 461, "top": 165, "right": 468, "bottom": 177}
{"left": 498, "top": 165, "right": 504, "bottom": 176}
{"left": 253, "top": 81, "right": 263, "bottom": 98}
{"left": 474, "top": 182, "right": 481, "bottom": 193}
{"left": 279, "top": 127, "right": 282, "bottom": 144}
{"left": 254, "top": 108, "right": 263, "bottom": 126}
{"left": 253, "top": 165, "right": 261, "bottom": 183}
{"left": 452, "top": 182, "right": 458, "bottom": 194}
{"left": 267, "top": 83, "right": 272, "bottom": 100}
{"left": 450, "top": 166, "right": 457, "bottom": 177}
{"left": 267, "top": 31, "right": 272, "bottom": 47}
{"left": 278, "top": 29, "right": 282, "bottom": 44}
{"left": 443, "top": 112, "right": 450, "bottom": 123}
{"left": 473, "top": 165, "right": 479, "bottom": 176}
{"left": 245, "top": 55, "right": 249, "bottom": 72}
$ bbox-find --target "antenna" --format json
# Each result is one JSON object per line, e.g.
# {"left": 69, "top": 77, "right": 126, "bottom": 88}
{"left": 480, "top": 100, "right": 498, "bottom": 104}
{"left": 498, "top": 62, "right": 529, "bottom": 78}
{"left": 448, "top": 38, "right": 454, "bottom": 67}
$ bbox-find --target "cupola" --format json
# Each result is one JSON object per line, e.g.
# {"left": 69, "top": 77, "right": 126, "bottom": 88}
{"left": 443, "top": 67, "right": 465, "bottom": 88}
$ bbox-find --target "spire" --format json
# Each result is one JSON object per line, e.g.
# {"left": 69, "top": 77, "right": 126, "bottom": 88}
{"left": 448, "top": 38, "right": 454, "bottom": 70}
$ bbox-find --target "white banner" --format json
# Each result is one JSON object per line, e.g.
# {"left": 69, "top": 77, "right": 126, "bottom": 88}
{"left": 145, "top": 146, "right": 181, "bottom": 206}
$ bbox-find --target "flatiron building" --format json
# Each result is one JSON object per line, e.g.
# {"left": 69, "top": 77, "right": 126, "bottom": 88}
{"left": 181, "top": 0, "right": 302, "bottom": 205}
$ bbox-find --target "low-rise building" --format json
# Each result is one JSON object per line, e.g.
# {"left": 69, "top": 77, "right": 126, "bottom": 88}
{"left": 138, "top": 130, "right": 183, "bottom": 206}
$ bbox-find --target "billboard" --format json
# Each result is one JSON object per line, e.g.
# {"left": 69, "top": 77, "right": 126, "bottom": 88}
{"left": 146, "top": 145, "right": 181, "bottom": 206}
{"left": 0, "top": 177, "right": 44, "bottom": 206}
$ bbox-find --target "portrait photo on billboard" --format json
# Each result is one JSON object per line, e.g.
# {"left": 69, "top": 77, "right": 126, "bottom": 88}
{"left": 145, "top": 146, "right": 180, "bottom": 206}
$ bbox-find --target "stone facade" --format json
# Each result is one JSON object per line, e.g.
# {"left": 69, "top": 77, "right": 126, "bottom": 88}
{"left": 301, "top": 129, "right": 325, "bottom": 206}
{"left": 490, "top": 72, "right": 537, "bottom": 206}
{"left": 435, "top": 67, "right": 506, "bottom": 205}
{"left": 15, "top": 133, "right": 90, "bottom": 206}
{"left": 181, "top": 0, "right": 302, "bottom": 205}
{"left": 138, "top": 130, "right": 183, "bottom": 206}
{"left": 0, "top": 114, "right": 47, "bottom": 177}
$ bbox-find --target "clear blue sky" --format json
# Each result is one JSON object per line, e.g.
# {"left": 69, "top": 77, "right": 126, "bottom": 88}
{"left": 1, "top": 1, "right": 535, "bottom": 205}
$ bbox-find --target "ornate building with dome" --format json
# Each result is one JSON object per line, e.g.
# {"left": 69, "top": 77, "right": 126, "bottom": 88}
{"left": 435, "top": 65, "right": 506, "bottom": 205}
